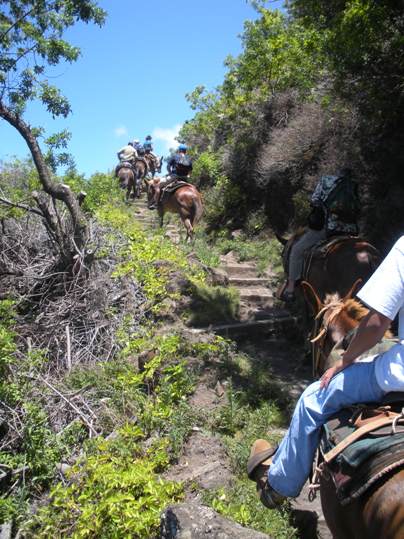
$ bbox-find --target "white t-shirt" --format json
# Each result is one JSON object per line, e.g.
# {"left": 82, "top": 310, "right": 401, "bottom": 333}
{"left": 356, "top": 235, "right": 404, "bottom": 392}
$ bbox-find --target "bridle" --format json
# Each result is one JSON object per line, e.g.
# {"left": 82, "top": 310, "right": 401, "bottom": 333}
{"left": 310, "top": 300, "right": 345, "bottom": 377}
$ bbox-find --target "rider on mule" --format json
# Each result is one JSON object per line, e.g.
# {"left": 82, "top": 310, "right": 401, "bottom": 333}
{"left": 133, "top": 139, "right": 144, "bottom": 154}
{"left": 143, "top": 135, "right": 159, "bottom": 169}
{"left": 117, "top": 141, "right": 137, "bottom": 164}
{"left": 279, "top": 168, "right": 359, "bottom": 302}
{"left": 248, "top": 235, "right": 404, "bottom": 508}
{"left": 115, "top": 141, "right": 138, "bottom": 176}
{"left": 148, "top": 143, "right": 192, "bottom": 210}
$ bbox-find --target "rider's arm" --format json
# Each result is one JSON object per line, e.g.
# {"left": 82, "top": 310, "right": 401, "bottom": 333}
{"left": 341, "top": 309, "right": 392, "bottom": 368}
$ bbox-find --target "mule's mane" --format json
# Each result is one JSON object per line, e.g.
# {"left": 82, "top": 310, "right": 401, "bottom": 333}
{"left": 321, "top": 294, "right": 368, "bottom": 324}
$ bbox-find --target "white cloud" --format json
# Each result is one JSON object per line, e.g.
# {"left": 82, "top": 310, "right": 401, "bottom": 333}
{"left": 152, "top": 124, "right": 182, "bottom": 151}
{"left": 114, "top": 125, "right": 128, "bottom": 137}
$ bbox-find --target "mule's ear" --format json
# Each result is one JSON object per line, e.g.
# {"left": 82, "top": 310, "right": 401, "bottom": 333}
{"left": 343, "top": 278, "right": 362, "bottom": 302}
{"left": 301, "top": 280, "right": 323, "bottom": 316}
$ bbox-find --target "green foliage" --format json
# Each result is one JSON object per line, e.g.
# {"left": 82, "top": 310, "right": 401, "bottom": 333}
{"left": 202, "top": 177, "right": 246, "bottom": 230}
{"left": 187, "top": 280, "right": 240, "bottom": 326}
{"left": 244, "top": 208, "right": 268, "bottom": 236}
{"left": 97, "top": 203, "right": 204, "bottom": 305}
{"left": 82, "top": 172, "right": 123, "bottom": 213}
{"left": 0, "top": 158, "right": 41, "bottom": 218}
{"left": 27, "top": 429, "right": 184, "bottom": 538}
{"left": 191, "top": 151, "right": 226, "bottom": 189}
{"left": 204, "top": 479, "right": 297, "bottom": 539}
{"left": 25, "top": 331, "right": 223, "bottom": 537}
{"left": 1, "top": 1, "right": 105, "bottom": 115}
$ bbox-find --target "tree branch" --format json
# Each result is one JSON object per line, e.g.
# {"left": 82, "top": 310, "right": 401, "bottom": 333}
{"left": 0, "top": 196, "right": 44, "bottom": 217}
{"left": 0, "top": 101, "right": 87, "bottom": 252}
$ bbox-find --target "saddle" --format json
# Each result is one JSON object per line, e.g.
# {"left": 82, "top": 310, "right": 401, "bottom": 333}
{"left": 160, "top": 179, "right": 191, "bottom": 203}
{"left": 319, "top": 394, "right": 404, "bottom": 505}
{"left": 115, "top": 161, "right": 135, "bottom": 175}
{"left": 301, "top": 235, "right": 359, "bottom": 282}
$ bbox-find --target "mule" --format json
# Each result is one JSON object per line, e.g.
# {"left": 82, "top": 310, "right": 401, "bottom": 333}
{"left": 144, "top": 153, "right": 163, "bottom": 177}
{"left": 117, "top": 165, "right": 136, "bottom": 201}
{"left": 277, "top": 232, "right": 380, "bottom": 315}
{"left": 301, "top": 283, "right": 404, "bottom": 539}
{"left": 146, "top": 178, "right": 203, "bottom": 242}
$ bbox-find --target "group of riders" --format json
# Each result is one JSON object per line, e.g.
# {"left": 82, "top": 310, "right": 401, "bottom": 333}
{"left": 115, "top": 135, "right": 193, "bottom": 209}
{"left": 248, "top": 168, "right": 404, "bottom": 529}
{"left": 115, "top": 140, "right": 404, "bottom": 524}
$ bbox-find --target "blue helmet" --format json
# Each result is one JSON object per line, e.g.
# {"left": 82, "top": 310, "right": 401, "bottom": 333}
{"left": 178, "top": 143, "right": 187, "bottom": 151}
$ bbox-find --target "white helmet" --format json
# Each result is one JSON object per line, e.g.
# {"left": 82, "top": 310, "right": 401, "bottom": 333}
{"left": 133, "top": 139, "right": 140, "bottom": 144}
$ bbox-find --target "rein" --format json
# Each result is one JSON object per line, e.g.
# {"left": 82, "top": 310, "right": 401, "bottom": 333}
{"left": 310, "top": 300, "right": 346, "bottom": 377}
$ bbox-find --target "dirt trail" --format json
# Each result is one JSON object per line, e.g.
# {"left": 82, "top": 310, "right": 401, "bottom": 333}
{"left": 133, "top": 196, "right": 331, "bottom": 538}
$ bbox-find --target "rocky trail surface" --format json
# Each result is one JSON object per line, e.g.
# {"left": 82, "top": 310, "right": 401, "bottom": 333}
{"left": 132, "top": 195, "right": 331, "bottom": 538}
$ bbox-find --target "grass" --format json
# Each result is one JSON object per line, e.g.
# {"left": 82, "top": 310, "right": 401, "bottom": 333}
{"left": 187, "top": 279, "right": 240, "bottom": 326}
{"left": 204, "top": 479, "right": 297, "bottom": 539}
{"left": 183, "top": 228, "right": 283, "bottom": 276}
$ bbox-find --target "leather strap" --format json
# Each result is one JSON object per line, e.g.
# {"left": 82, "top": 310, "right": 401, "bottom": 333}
{"left": 323, "top": 414, "right": 404, "bottom": 464}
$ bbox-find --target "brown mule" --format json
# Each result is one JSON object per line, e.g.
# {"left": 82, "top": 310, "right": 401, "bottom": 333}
{"left": 144, "top": 152, "right": 162, "bottom": 177}
{"left": 116, "top": 165, "right": 136, "bottom": 201}
{"left": 276, "top": 233, "right": 380, "bottom": 315}
{"left": 146, "top": 178, "right": 203, "bottom": 242}
{"left": 300, "top": 283, "right": 404, "bottom": 539}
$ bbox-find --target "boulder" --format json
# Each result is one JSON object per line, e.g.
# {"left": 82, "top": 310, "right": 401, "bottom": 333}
{"left": 160, "top": 503, "right": 271, "bottom": 538}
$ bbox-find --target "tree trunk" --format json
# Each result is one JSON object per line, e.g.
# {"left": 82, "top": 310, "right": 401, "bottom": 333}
{"left": 0, "top": 101, "right": 87, "bottom": 255}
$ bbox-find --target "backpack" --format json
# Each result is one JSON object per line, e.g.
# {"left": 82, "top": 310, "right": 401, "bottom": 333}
{"left": 324, "top": 176, "right": 360, "bottom": 224}
{"left": 175, "top": 153, "right": 192, "bottom": 176}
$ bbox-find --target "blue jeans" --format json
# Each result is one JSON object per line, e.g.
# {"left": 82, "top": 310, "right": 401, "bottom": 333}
{"left": 267, "top": 360, "right": 385, "bottom": 497}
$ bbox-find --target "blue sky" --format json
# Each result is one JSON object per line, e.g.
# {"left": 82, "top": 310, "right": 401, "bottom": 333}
{"left": 0, "top": 0, "right": 284, "bottom": 177}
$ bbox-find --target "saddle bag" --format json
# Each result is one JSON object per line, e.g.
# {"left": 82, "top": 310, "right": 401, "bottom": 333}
{"left": 175, "top": 154, "right": 192, "bottom": 176}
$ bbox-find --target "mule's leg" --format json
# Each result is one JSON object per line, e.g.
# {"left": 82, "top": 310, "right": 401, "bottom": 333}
{"left": 158, "top": 208, "right": 164, "bottom": 228}
{"left": 181, "top": 215, "right": 193, "bottom": 243}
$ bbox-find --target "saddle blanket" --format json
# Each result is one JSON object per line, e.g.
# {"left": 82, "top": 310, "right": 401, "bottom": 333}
{"left": 115, "top": 161, "right": 134, "bottom": 175}
{"left": 320, "top": 396, "right": 404, "bottom": 505}
{"left": 160, "top": 180, "right": 191, "bottom": 203}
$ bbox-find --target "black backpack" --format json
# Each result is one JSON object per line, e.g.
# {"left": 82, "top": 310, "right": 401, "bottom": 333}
{"left": 324, "top": 176, "right": 360, "bottom": 223}
{"left": 175, "top": 153, "right": 192, "bottom": 176}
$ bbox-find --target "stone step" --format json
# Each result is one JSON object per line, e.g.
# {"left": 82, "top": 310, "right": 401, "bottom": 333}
{"left": 238, "top": 287, "right": 273, "bottom": 302}
{"left": 188, "top": 314, "right": 299, "bottom": 340}
{"left": 222, "top": 263, "right": 257, "bottom": 278}
{"left": 229, "top": 277, "right": 270, "bottom": 287}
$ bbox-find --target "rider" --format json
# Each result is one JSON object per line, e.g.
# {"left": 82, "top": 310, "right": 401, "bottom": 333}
{"left": 117, "top": 141, "right": 137, "bottom": 164}
{"left": 148, "top": 144, "right": 192, "bottom": 210}
{"left": 279, "top": 168, "right": 358, "bottom": 302}
{"left": 248, "top": 235, "right": 404, "bottom": 507}
{"left": 167, "top": 143, "right": 193, "bottom": 179}
{"left": 143, "top": 135, "right": 159, "bottom": 168}
{"left": 133, "top": 139, "right": 144, "bottom": 155}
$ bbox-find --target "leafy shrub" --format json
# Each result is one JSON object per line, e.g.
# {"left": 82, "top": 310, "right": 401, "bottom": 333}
{"left": 26, "top": 429, "right": 184, "bottom": 538}
{"left": 83, "top": 172, "right": 123, "bottom": 213}
{"left": 192, "top": 151, "right": 224, "bottom": 189}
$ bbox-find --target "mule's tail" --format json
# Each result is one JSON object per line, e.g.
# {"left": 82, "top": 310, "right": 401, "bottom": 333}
{"left": 192, "top": 195, "right": 203, "bottom": 225}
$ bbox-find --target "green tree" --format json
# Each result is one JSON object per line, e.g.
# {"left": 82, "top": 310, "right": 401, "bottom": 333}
{"left": 0, "top": 0, "right": 106, "bottom": 260}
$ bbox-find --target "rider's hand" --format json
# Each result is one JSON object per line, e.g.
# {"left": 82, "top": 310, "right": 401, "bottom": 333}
{"left": 319, "top": 358, "right": 344, "bottom": 389}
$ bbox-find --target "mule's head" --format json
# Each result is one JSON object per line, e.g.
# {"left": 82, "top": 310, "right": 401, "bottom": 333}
{"left": 146, "top": 178, "right": 161, "bottom": 207}
{"left": 302, "top": 279, "right": 365, "bottom": 375}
